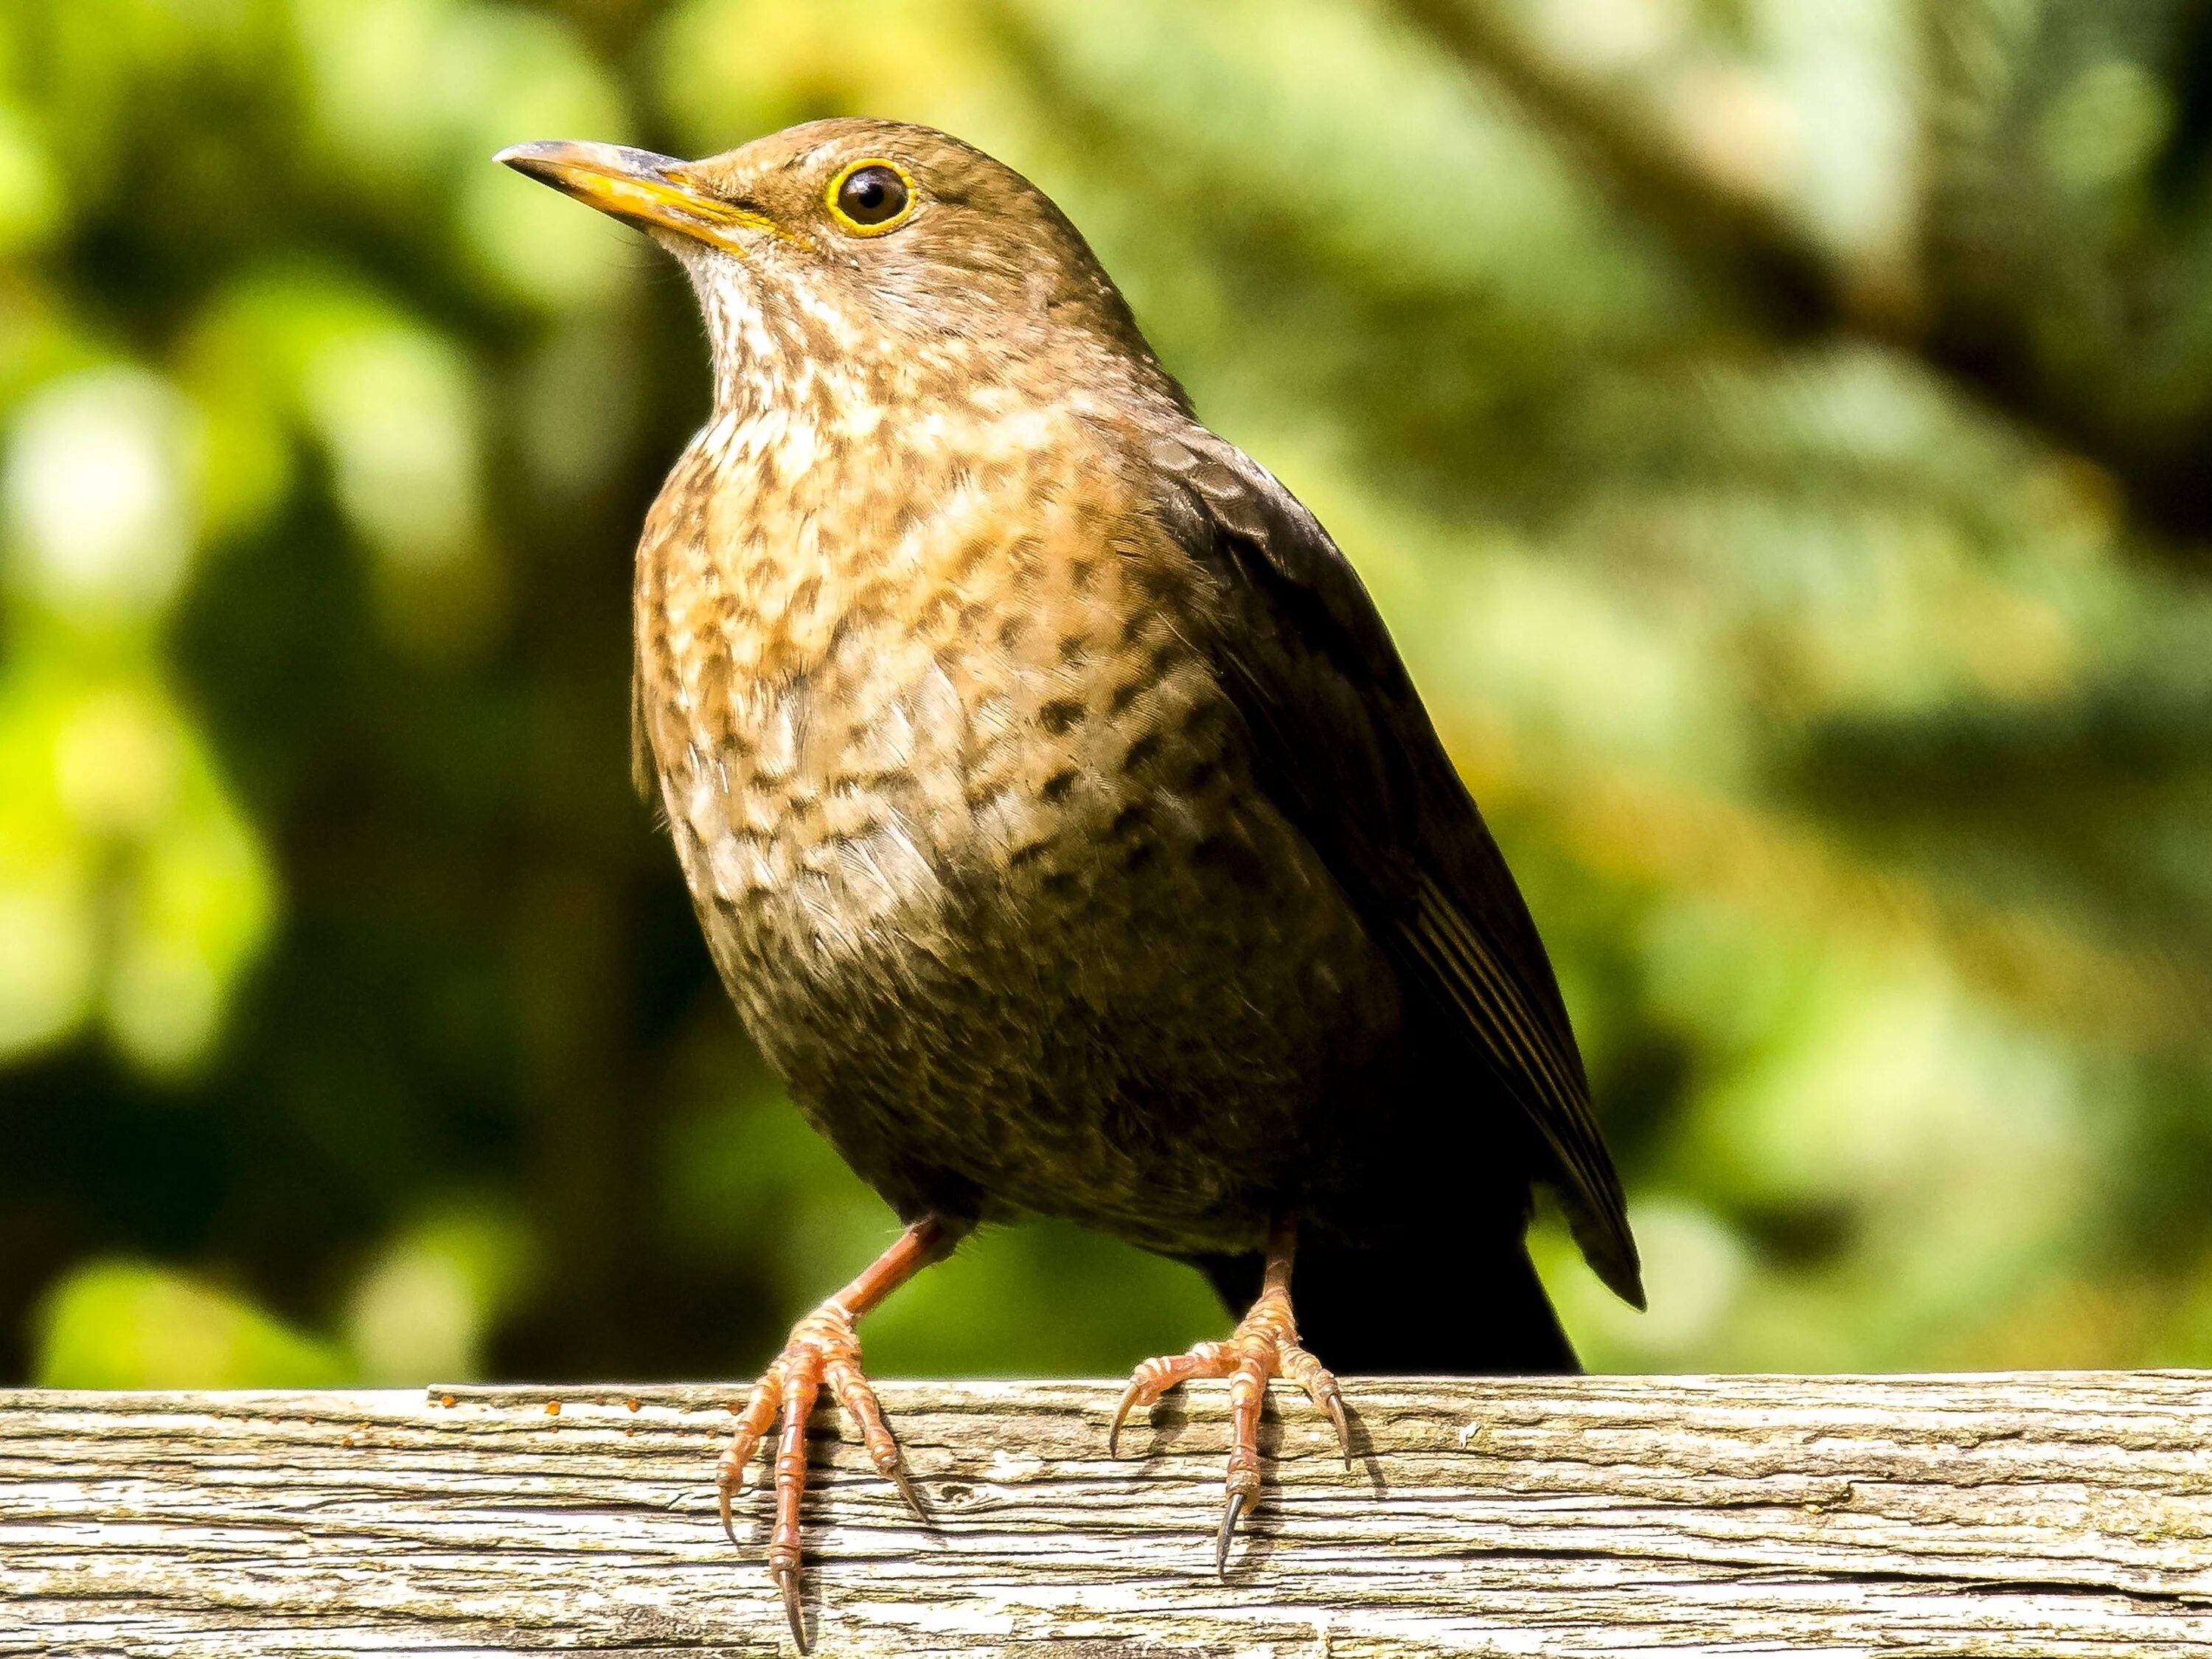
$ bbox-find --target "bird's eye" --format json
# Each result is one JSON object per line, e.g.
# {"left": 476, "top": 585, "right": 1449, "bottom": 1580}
{"left": 827, "top": 161, "right": 914, "bottom": 234}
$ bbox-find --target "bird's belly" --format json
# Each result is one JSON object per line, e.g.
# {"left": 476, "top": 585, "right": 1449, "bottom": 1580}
{"left": 661, "top": 655, "right": 1402, "bottom": 1254}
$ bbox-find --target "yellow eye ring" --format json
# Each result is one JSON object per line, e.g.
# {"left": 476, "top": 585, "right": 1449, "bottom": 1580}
{"left": 825, "top": 158, "right": 917, "bottom": 235}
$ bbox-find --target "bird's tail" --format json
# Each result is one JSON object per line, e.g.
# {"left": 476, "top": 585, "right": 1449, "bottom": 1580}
{"left": 1193, "top": 1220, "right": 1579, "bottom": 1375}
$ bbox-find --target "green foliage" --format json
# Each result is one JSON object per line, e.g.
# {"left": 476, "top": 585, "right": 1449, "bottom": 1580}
{"left": 1, "top": 0, "right": 2209, "bottom": 1385}
{"left": 34, "top": 1259, "right": 345, "bottom": 1388}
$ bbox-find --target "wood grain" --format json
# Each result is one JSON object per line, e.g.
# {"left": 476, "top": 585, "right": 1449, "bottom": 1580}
{"left": 3, "top": 1374, "right": 2210, "bottom": 1655}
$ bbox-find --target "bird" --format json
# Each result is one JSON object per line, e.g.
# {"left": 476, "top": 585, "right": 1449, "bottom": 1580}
{"left": 498, "top": 118, "right": 1642, "bottom": 1652}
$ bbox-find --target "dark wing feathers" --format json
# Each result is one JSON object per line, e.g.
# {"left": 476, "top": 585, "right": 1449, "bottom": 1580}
{"left": 1145, "top": 428, "right": 1644, "bottom": 1309}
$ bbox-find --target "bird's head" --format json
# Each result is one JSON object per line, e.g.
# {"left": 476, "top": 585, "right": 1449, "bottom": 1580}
{"left": 498, "top": 118, "right": 1178, "bottom": 420}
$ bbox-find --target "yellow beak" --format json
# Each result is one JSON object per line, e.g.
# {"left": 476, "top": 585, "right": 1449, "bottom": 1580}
{"left": 494, "top": 140, "right": 783, "bottom": 254}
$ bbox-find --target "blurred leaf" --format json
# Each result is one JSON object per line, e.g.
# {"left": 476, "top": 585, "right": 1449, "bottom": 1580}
{"left": 0, "top": 94, "right": 60, "bottom": 251}
{"left": 32, "top": 1259, "right": 347, "bottom": 1388}
{"left": 2, "top": 366, "right": 203, "bottom": 629}
{"left": 345, "top": 1198, "right": 535, "bottom": 1382}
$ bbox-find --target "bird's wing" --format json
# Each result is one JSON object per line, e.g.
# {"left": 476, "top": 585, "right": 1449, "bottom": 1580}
{"left": 1142, "top": 427, "right": 1644, "bottom": 1308}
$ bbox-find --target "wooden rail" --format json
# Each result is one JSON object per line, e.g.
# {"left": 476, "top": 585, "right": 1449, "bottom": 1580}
{"left": 3, "top": 1374, "right": 2210, "bottom": 1654}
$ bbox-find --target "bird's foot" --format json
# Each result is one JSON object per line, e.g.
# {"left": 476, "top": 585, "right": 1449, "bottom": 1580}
{"left": 718, "top": 1299, "right": 916, "bottom": 1649}
{"left": 717, "top": 1219, "right": 953, "bottom": 1653}
{"left": 1109, "top": 1243, "right": 1349, "bottom": 1575}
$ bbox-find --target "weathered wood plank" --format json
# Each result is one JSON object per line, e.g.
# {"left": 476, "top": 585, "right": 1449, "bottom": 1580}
{"left": 2, "top": 1374, "right": 2210, "bottom": 1655}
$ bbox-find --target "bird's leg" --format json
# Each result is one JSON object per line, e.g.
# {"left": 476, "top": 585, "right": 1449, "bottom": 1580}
{"left": 1109, "top": 1215, "right": 1349, "bottom": 1573}
{"left": 718, "top": 1215, "right": 957, "bottom": 1651}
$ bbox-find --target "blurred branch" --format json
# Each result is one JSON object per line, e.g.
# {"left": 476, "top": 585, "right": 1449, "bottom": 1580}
{"left": 1449, "top": 714, "right": 2212, "bottom": 1057}
{"left": 1391, "top": 0, "right": 2212, "bottom": 546}
{"left": 1386, "top": 0, "right": 1923, "bottom": 341}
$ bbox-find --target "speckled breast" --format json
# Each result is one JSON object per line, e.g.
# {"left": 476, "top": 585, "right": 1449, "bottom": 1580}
{"left": 634, "top": 397, "right": 1400, "bottom": 1254}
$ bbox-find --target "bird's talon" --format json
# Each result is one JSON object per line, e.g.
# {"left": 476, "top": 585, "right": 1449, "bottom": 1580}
{"left": 888, "top": 1462, "right": 926, "bottom": 1519}
{"left": 1215, "top": 1489, "right": 1247, "bottom": 1576}
{"left": 1296, "top": 1366, "right": 1352, "bottom": 1467}
{"left": 1116, "top": 1221, "right": 1343, "bottom": 1569}
{"left": 708, "top": 1221, "right": 955, "bottom": 1650}
{"left": 1107, "top": 1386, "right": 1142, "bottom": 1457}
{"left": 773, "top": 1562, "right": 807, "bottom": 1652}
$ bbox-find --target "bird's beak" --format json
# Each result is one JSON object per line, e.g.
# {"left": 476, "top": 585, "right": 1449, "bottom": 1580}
{"left": 495, "top": 139, "right": 781, "bottom": 254}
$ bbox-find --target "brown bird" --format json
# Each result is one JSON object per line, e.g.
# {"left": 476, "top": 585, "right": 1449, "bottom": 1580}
{"left": 499, "top": 119, "right": 1642, "bottom": 1649}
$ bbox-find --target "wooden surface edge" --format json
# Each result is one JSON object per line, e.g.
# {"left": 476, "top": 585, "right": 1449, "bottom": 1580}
{"left": 2, "top": 1371, "right": 2209, "bottom": 1656}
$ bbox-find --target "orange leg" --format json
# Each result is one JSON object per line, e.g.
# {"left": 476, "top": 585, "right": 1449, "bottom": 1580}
{"left": 718, "top": 1216, "right": 957, "bottom": 1651}
{"left": 1110, "top": 1216, "right": 1349, "bottom": 1573}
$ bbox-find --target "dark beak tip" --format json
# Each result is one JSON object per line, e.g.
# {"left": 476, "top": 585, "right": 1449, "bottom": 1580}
{"left": 493, "top": 141, "right": 558, "bottom": 173}
{"left": 492, "top": 139, "right": 686, "bottom": 181}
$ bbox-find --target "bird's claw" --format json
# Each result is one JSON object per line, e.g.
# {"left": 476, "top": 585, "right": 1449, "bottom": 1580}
{"left": 1107, "top": 1371, "right": 1168, "bottom": 1459}
{"left": 718, "top": 1298, "right": 917, "bottom": 1651}
{"left": 886, "top": 1460, "right": 927, "bottom": 1520}
{"left": 1110, "top": 1279, "right": 1346, "bottom": 1573}
{"left": 773, "top": 1563, "right": 806, "bottom": 1652}
{"left": 1281, "top": 1340, "right": 1353, "bottom": 1470}
{"left": 1215, "top": 1489, "right": 1248, "bottom": 1576}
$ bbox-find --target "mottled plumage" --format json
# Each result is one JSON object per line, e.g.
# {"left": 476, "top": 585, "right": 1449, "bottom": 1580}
{"left": 500, "top": 116, "right": 1641, "bottom": 1647}
{"left": 638, "top": 315, "right": 1402, "bottom": 1259}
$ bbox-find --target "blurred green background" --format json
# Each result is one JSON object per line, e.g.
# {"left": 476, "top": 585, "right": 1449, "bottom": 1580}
{"left": 4, "top": 0, "right": 2212, "bottom": 1390}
